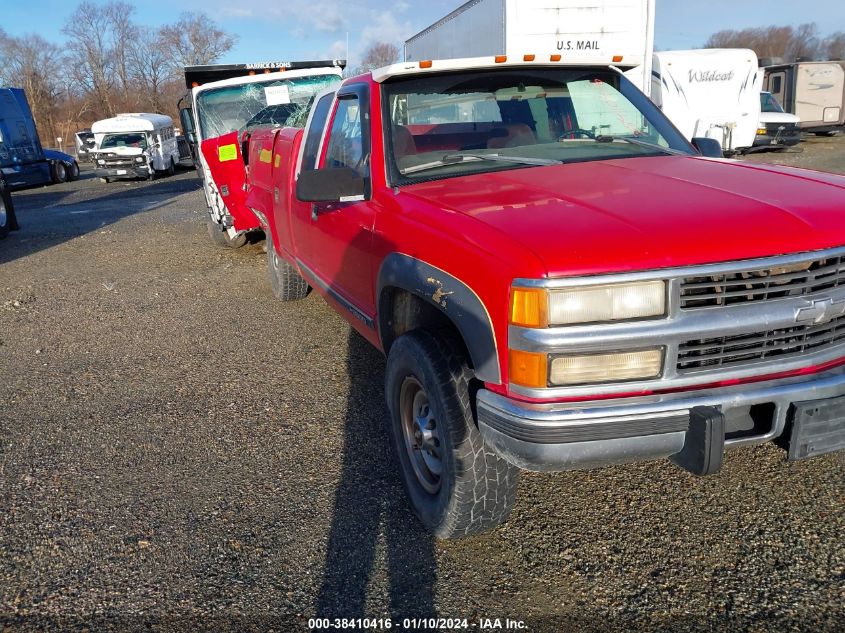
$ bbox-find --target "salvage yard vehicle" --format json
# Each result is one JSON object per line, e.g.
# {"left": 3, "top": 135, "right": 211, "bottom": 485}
{"left": 43, "top": 149, "right": 81, "bottom": 183}
{"left": 240, "top": 55, "right": 845, "bottom": 538}
{"left": 0, "top": 174, "right": 20, "bottom": 239}
{"left": 90, "top": 113, "right": 181, "bottom": 183}
{"left": 753, "top": 91, "right": 801, "bottom": 149}
{"left": 178, "top": 60, "right": 345, "bottom": 248}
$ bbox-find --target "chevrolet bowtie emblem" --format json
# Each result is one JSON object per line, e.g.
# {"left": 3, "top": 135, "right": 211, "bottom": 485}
{"left": 795, "top": 295, "right": 845, "bottom": 325}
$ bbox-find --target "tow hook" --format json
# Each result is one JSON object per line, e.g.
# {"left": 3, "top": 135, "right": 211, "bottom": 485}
{"left": 670, "top": 406, "right": 725, "bottom": 476}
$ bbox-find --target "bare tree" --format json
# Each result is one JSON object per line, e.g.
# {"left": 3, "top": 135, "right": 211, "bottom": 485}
{"left": 823, "top": 32, "right": 845, "bottom": 60}
{"left": 355, "top": 42, "right": 400, "bottom": 74}
{"left": 158, "top": 12, "right": 237, "bottom": 72}
{"left": 62, "top": 1, "right": 117, "bottom": 117}
{"left": 705, "top": 23, "right": 823, "bottom": 62}
{"left": 128, "top": 27, "right": 170, "bottom": 113}
{"left": 0, "top": 33, "right": 67, "bottom": 143}
{"left": 104, "top": 1, "right": 138, "bottom": 104}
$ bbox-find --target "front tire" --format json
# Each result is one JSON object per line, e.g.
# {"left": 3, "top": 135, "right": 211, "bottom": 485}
{"left": 167, "top": 158, "right": 175, "bottom": 177}
{"left": 206, "top": 218, "right": 247, "bottom": 248}
{"left": 66, "top": 160, "right": 80, "bottom": 181}
{"left": 267, "top": 240, "right": 310, "bottom": 300}
{"left": 385, "top": 330, "right": 519, "bottom": 539}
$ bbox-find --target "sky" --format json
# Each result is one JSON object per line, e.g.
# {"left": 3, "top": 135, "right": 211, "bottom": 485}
{"left": 3, "top": 0, "right": 845, "bottom": 68}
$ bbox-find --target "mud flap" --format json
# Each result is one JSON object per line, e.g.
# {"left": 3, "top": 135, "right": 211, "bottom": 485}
{"left": 670, "top": 406, "right": 725, "bottom": 476}
{"left": 786, "top": 395, "right": 845, "bottom": 461}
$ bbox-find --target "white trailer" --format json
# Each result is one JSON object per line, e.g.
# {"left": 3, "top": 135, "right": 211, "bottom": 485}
{"left": 651, "top": 49, "right": 763, "bottom": 154}
{"left": 763, "top": 61, "right": 845, "bottom": 133}
{"left": 404, "top": 0, "right": 655, "bottom": 95}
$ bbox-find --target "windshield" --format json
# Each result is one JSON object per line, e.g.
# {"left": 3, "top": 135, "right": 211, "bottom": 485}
{"left": 100, "top": 132, "right": 148, "bottom": 150}
{"left": 384, "top": 68, "right": 693, "bottom": 184}
{"left": 760, "top": 92, "right": 785, "bottom": 113}
{"left": 196, "top": 74, "right": 340, "bottom": 139}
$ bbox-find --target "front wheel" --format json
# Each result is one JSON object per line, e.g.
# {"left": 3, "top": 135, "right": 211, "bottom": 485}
{"left": 167, "top": 158, "right": 175, "bottom": 177}
{"left": 0, "top": 178, "right": 19, "bottom": 238}
{"left": 66, "top": 160, "right": 80, "bottom": 181}
{"left": 206, "top": 218, "right": 247, "bottom": 248}
{"left": 385, "top": 330, "right": 519, "bottom": 539}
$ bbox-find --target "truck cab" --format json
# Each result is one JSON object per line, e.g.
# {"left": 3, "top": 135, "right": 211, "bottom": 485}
{"left": 180, "top": 61, "right": 345, "bottom": 248}
{"left": 245, "top": 56, "right": 845, "bottom": 538}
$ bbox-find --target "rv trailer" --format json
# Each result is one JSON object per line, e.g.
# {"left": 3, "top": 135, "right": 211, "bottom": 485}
{"left": 651, "top": 49, "right": 763, "bottom": 154}
{"left": 763, "top": 61, "right": 845, "bottom": 134}
{"left": 404, "top": 0, "right": 655, "bottom": 96}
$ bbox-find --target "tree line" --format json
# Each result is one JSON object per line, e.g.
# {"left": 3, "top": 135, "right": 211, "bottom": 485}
{"left": 0, "top": 1, "right": 236, "bottom": 149}
{"left": 705, "top": 23, "right": 845, "bottom": 62}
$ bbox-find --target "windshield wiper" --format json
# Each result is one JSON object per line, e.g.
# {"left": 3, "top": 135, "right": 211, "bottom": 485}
{"left": 595, "top": 135, "right": 688, "bottom": 156}
{"left": 401, "top": 152, "right": 561, "bottom": 175}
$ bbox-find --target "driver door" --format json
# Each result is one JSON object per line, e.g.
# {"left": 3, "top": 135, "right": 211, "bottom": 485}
{"left": 291, "top": 83, "right": 378, "bottom": 327}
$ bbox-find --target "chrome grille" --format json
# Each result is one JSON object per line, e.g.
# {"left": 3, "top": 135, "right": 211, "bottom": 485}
{"left": 680, "top": 254, "right": 845, "bottom": 309}
{"left": 678, "top": 314, "right": 845, "bottom": 372}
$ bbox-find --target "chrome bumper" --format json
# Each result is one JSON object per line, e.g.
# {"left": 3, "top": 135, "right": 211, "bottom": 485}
{"left": 477, "top": 367, "right": 845, "bottom": 472}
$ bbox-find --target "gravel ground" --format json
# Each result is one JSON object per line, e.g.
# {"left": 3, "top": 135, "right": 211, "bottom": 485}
{"left": 1, "top": 140, "right": 844, "bottom": 633}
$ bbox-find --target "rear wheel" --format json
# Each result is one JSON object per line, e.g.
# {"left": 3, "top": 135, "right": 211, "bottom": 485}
{"left": 385, "top": 330, "right": 519, "bottom": 538}
{"left": 50, "top": 161, "right": 67, "bottom": 184}
{"left": 206, "top": 218, "right": 247, "bottom": 248}
{"left": 267, "top": 240, "right": 310, "bottom": 300}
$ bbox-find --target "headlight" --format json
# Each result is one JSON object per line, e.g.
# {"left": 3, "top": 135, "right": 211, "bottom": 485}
{"left": 756, "top": 127, "right": 767, "bottom": 135}
{"left": 97, "top": 159, "right": 105, "bottom": 165}
{"left": 511, "top": 281, "right": 666, "bottom": 327}
{"left": 550, "top": 349, "right": 663, "bottom": 386}
{"left": 508, "top": 348, "right": 664, "bottom": 388}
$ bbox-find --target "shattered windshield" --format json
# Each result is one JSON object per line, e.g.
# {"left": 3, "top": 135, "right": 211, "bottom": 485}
{"left": 196, "top": 74, "right": 340, "bottom": 139}
{"left": 384, "top": 68, "right": 693, "bottom": 184}
{"left": 100, "top": 133, "right": 148, "bottom": 149}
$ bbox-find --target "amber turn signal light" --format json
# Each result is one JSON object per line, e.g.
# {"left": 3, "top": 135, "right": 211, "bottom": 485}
{"left": 510, "top": 287, "right": 548, "bottom": 328}
{"left": 509, "top": 350, "right": 548, "bottom": 388}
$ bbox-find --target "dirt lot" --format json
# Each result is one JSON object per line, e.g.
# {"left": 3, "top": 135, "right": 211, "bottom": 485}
{"left": 1, "top": 137, "right": 844, "bottom": 632}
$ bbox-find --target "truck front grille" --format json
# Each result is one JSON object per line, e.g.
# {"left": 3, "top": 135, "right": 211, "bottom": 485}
{"left": 678, "top": 313, "right": 845, "bottom": 372}
{"left": 680, "top": 254, "right": 845, "bottom": 309}
{"left": 765, "top": 122, "right": 799, "bottom": 134}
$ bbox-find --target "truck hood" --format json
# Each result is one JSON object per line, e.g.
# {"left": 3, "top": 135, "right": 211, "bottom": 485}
{"left": 400, "top": 156, "right": 845, "bottom": 278}
{"left": 759, "top": 112, "right": 801, "bottom": 124}
{"left": 91, "top": 146, "right": 145, "bottom": 157}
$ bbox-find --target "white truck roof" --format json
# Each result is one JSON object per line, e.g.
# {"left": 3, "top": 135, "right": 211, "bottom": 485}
{"left": 191, "top": 66, "right": 344, "bottom": 98}
{"left": 91, "top": 113, "right": 173, "bottom": 133}
{"left": 371, "top": 55, "right": 630, "bottom": 83}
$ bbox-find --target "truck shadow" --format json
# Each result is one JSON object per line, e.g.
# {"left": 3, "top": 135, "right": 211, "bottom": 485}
{"left": 316, "top": 328, "right": 437, "bottom": 621}
{"left": 0, "top": 174, "right": 201, "bottom": 265}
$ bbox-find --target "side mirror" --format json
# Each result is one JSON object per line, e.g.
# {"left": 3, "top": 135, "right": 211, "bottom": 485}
{"left": 691, "top": 137, "right": 724, "bottom": 158}
{"left": 296, "top": 168, "right": 365, "bottom": 203}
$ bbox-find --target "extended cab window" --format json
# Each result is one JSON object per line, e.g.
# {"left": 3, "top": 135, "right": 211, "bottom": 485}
{"left": 301, "top": 93, "right": 335, "bottom": 171}
{"left": 324, "top": 96, "right": 367, "bottom": 177}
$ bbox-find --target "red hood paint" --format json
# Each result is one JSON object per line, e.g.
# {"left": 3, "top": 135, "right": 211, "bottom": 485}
{"left": 400, "top": 156, "right": 845, "bottom": 278}
{"left": 200, "top": 131, "right": 258, "bottom": 233}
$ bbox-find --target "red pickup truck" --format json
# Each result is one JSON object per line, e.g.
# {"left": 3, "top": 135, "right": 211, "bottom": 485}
{"left": 234, "top": 57, "right": 845, "bottom": 538}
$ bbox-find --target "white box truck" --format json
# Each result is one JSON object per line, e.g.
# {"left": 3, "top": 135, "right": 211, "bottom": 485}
{"left": 763, "top": 61, "right": 845, "bottom": 134}
{"left": 651, "top": 49, "right": 763, "bottom": 154}
{"left": 404, "top": 0, "right": 655, "bottom": 95}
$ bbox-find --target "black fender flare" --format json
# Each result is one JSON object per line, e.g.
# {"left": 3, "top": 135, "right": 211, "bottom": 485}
{"left": 377, "top": 253, "right": 501, "bottom": 384}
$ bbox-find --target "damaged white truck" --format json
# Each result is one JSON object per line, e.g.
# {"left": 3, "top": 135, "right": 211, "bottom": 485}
{"left": 178, "top": 61, "right": 346, "bottom": 247}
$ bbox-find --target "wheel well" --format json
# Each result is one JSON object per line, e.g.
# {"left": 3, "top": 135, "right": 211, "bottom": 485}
{"left": 380, "top": 287, "right": 472, "bottom": 368}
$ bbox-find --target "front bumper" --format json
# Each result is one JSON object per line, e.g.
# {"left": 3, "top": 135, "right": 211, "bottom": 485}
{"left": 95, "top": 165, "right": 151, "bottom": 180}
{"left": 753, "top": 132, "right": 801, "bottom": 147}
{"left": 477, "top": 366, "right": 845, "bottom": 472}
